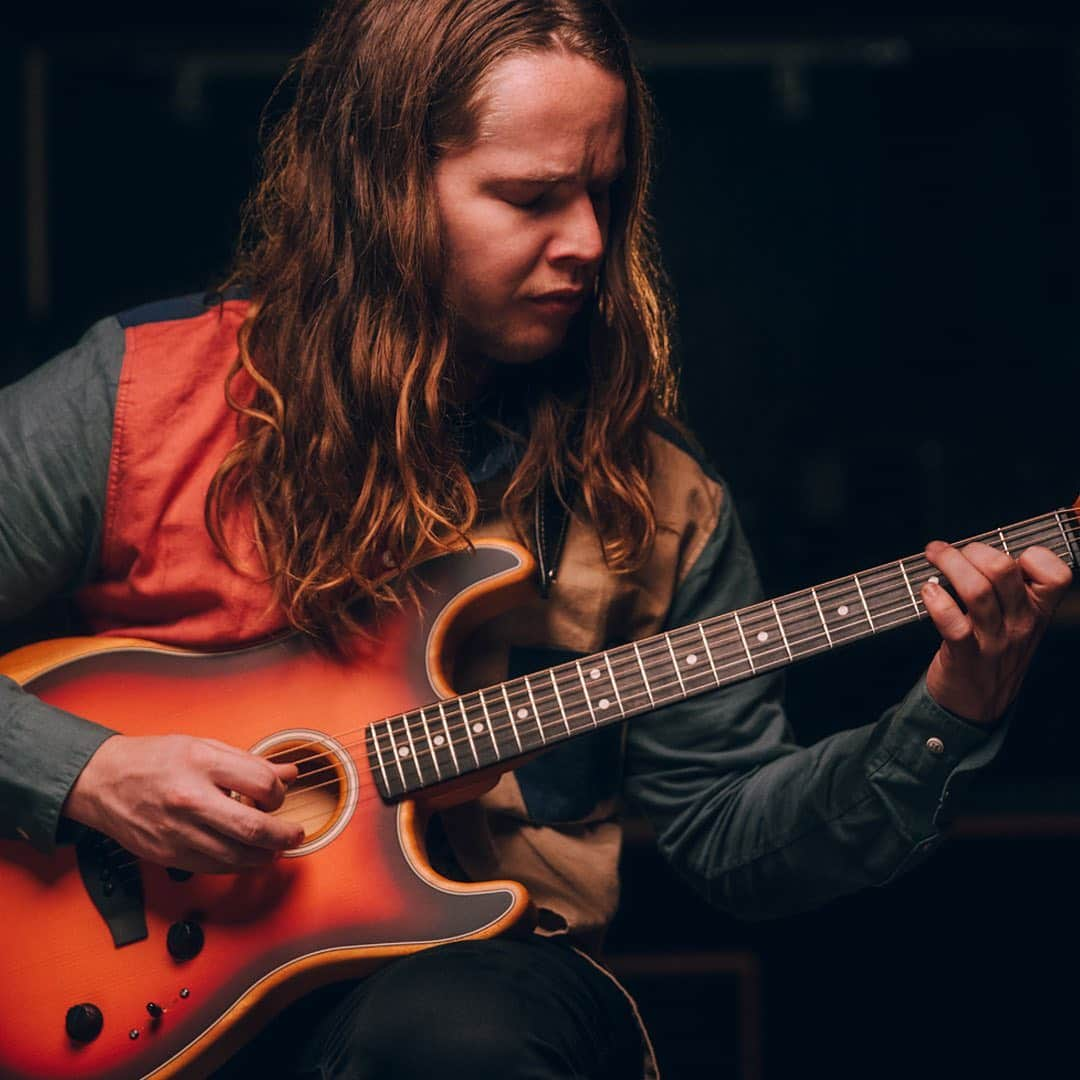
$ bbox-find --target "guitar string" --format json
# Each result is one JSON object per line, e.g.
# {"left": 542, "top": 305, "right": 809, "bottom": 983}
{"left": 283, "top": 531, "right": 1080, "bottom": 818}
{"left": 258, "top": 513, "right": 1077, "bottom": 779}
{"left": 104, "top": 579, "right": 975, "bottom": 881}
{"left": 207, "top": 519, "right": 1076, "bottom": 819}
{"left": 127, "top": 514, "right": 1077, "bottom": 809}
{"left": 103, "top": 516, "right": 1079, "bottom": 873}
{"left": 110, "top": 559, "right": 1014, "bottom": 880}
{"left": 101, "top": 511, "right": 1080, "bottom": 791}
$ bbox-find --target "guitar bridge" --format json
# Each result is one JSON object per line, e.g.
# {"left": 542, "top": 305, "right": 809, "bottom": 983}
{"left": 75, "top": 830, "right": 148, "bottom": 948}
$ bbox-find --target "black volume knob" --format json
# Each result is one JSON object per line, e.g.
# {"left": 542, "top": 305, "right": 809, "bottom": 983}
{"left": 166, "top": 920, "right": 205, "bottom": 961}
{"left": 65, "top": 1003, "right": 104, "bottom": 1043}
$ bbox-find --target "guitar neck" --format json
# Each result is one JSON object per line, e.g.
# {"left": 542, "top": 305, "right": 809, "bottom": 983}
{"left": 368, "top": 506, "right": 1080, "bottom": 800}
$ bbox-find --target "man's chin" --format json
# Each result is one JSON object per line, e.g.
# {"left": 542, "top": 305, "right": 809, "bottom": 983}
{"left": 479, "top": 335, "right": 564, "bottom": 366}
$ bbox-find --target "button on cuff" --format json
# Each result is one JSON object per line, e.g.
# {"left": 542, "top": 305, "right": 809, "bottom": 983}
{"left": 925, "top": 736, "right": 945, "bottom": 755}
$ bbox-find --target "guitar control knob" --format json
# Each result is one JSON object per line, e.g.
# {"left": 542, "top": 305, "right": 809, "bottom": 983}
{"left": 65, "top": 1003, "right": 104, "bottom": 1043}
{"left": 166, "top": 920, "right": 204, "bottom": 961}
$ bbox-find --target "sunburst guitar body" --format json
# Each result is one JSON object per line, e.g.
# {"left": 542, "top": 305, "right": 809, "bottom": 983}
{"left": 0, "top": 541, "right": 535, "bottom": 1080}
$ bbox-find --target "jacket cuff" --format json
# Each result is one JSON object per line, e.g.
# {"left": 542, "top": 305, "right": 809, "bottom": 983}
{"left": 879, "top": 674, "right": 1007, "bottom": 829}
{"left": 0, "top": 675, "right": 116, "bottom": 852}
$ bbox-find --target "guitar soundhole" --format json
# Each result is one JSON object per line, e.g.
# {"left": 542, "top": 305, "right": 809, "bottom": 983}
{"left": 268, "top": 740, "right": 345, "bottom": 846}
{"left": 246, "top": 729, "right": 361, "bottom": 856}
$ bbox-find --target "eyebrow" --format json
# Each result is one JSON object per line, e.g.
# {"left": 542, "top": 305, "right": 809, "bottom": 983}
{"left": 489, "top": 163, "right": 627, "bottom": 186}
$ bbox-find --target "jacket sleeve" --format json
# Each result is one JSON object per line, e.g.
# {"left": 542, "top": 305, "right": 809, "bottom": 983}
{"left": 0, "top": 316, "right": 124, "bottom": 851}
{"left": 622, "top": 484, "right": 1004, "bottom": 920}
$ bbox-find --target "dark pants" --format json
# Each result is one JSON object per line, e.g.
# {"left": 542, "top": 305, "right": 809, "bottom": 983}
{"left": 215, "top": 936, "right": 646, "bottom": 1079}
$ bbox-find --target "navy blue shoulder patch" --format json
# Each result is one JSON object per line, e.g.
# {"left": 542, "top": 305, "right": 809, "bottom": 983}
{"left": 647, "top": 415, "right": 722, "bottom": 485}
{"left": 116, "top": 286, "right": 250, "bottom": 329}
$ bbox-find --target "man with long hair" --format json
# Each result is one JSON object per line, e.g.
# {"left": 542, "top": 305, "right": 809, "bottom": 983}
{"left": 0, "top": 0, "right": 1071, "bottom": 1076}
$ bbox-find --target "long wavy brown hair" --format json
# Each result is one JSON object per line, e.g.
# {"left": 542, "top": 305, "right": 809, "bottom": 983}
{"left": 208, "top": 0, "right": 679, "bottom": 644}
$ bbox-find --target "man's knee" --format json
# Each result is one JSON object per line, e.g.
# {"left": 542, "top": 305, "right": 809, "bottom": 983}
{"left": 325, "top": 948, "right": 558, "bottom": 1077}
{"left": 308, "top": 938, "right": 640, "bottom": 1079}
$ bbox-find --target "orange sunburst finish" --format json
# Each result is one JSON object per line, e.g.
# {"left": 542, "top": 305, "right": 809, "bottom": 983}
{"left": 0, "top": 542, "right": 535, "bottom": 1080}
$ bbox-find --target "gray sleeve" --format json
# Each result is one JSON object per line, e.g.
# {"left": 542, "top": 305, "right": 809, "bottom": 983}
{"left": 0, "top": 316, "right": 124, "bottom": 850}
{"left": 623, "top": 484, "right": 1003, "bottom": 920}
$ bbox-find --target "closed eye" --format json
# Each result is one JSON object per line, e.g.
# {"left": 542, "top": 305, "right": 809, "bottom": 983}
{"left": 506, "top": 193, "right": 546, "bottom": 210}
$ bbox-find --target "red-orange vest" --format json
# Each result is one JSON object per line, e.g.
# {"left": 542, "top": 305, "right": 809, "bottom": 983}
{"left": 75, "top": 298, "right": 285, "bottom": 647}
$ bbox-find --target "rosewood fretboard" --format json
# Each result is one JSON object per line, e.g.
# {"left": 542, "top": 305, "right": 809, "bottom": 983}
{"left": 367, "top": 506, "right": 1079, "bottom": 800}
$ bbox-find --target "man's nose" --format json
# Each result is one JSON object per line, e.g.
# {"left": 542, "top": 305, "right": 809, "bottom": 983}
{"left": 548, "top": 193, "right": 605, "bottom": 267}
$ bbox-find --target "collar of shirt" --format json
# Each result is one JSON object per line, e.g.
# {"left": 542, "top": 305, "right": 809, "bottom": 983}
{"left": 458, "top": 394, "right": 527, "bottom": 484}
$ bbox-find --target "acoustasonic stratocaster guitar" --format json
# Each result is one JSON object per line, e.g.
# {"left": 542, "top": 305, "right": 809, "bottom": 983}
{"left": 0, "top": 502, "right": 1076, "bottom": 1080}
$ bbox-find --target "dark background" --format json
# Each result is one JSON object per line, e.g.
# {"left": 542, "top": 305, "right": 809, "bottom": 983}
{"left": 3, "top": 5, "right": 1079, "bottom": 1078}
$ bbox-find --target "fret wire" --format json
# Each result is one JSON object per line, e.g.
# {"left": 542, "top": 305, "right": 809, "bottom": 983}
{"left": 438, "top": 701, "right": 460, "bottom": 774}
{"left": 480, "top": 693, "right": 500, "bottom": 756}
{"left": 480, "top": 688, "right": 513, "bottom": 754}
{"left": 853, "top": 574, "right": 875, "bottom": 633}
{"left": 700, "top": 620, "right": 748, "bottom": 673}
{"left": 769, "top": 600, "right": 794, "bottom": 660}
{"left": 524, "top": 675, "right": 545, "bottom": 742}
{"left": 417, "top": 707, "right": 441, "bottom": 780}
{"left": 458, "top": 698, "right": 480, "bottom": 766}
{"left": 998, "top": 528, "right": 1010, "bottom": 555}
{"left": 664, "top": 634, "right": 687, "bottom": 695}
{"left": 632, "top": 641, "right": 656, "bottom": 706}
{"left": 1054, "top": 512, "right": 1075, "bottom": 563}
{"left": 463, "top": 696, "right": 494, "bottom": 760}
{"left": 549, "top": 670, "right": 572, "bottom": 736}
{"left": 385, "top": 722, "right": 408, "bottom": 790}
{"left": 809, "top": 588, "right": 833, "bottom": 648}
{"left": 501, "top": 683, "right": 533, "bottom": 750}
{"left": 770, "top": 606, "right": 827, "bottom": 655}
{"left": 731, "top": 610, "right": 756, "bottom": 671}
{"left": 897, "top": 560, "right": 919, "bottom": 613}
{"left": 574, "top": 660, "right": 599, "bottom": 726}
{"left": 603, "top": 653, "right": 625, "bottom": 715}
{"left": 370, "top": 725, "right": 393, "bottom": 795}
{"left": 665, "top": 626, "right": 705, "bottom": 691}
{"left": 698, "top": 623, "right": 720, "bottom": 683}
{"left": 401, "top": 713, "right": 424, "bottom": 784}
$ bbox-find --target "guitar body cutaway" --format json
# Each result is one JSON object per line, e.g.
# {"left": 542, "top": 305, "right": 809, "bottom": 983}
{"left": 0, "top": 541, "right": 535, "bottom": 1080}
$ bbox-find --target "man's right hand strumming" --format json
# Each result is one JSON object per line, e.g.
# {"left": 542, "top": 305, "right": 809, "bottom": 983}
{"left": 62, "top": 734, "right": 303, "bottom": 873}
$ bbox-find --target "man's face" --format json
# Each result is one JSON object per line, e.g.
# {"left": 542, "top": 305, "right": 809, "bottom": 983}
{"left": 433, "top": 50, "right": 627, "bottom": 366}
